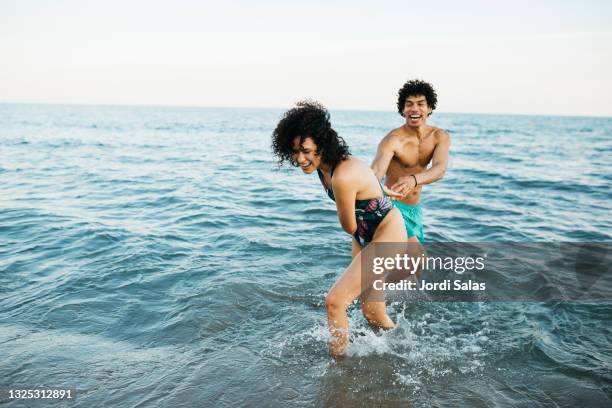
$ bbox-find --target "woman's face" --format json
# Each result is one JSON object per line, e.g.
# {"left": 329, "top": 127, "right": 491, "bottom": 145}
{"left": 291, "top": 136, "right": 321, "bottom": 174}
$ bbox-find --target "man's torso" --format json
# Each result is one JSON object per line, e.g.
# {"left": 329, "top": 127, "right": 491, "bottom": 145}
{"left": 385, "top": 125, "right": 439, "bottom": 205}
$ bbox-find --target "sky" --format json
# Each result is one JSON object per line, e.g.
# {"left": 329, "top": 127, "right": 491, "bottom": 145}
{"left": 1, "top": 0, "right": 612, "bottom": 116}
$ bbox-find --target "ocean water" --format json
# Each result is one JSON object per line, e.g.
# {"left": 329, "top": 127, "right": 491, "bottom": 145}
{"left": 1, "top": 103, "right": 611, "bottom": 407}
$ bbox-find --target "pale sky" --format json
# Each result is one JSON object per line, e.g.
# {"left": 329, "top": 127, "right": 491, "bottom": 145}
{"left": 2, "top": 0, "right": 612, "bottom": 116}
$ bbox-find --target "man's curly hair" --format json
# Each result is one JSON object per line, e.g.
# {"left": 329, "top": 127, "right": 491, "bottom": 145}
{"left": 397, "top": 79, "right": 438, "bottom": 117}
{"left": 272, "top": 100, "right": 349, "bottom": 168}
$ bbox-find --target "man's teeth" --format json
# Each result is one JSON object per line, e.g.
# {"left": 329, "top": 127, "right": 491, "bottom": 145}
{"left": 410, "top": 115, "right": 421, "bottom": 119}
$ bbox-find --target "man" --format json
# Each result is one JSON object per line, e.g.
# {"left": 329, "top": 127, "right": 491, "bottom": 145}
{"left": 371, "top": 79, "right": 450, "bottom": 243}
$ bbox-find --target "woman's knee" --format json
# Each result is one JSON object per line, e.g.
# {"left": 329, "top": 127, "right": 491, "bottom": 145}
{"left": 325, "top": 291, "right": 348, "bottom": 314}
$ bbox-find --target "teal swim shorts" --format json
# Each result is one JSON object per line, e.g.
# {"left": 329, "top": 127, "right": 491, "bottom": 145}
{"left": 394, "top": 201, "right": 424, "bottom": 243}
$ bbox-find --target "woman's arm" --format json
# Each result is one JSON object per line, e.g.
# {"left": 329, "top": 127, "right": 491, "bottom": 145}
{"left": 331, "top": 165, "right": 359, "bottom": 236}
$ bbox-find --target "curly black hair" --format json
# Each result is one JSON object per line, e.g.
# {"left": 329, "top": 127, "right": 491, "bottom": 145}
{"left": 272, "top": 100, "right": 350, "bottom": 168}
{"left": 397, "top": 79, "right": 438, "bottom": 117}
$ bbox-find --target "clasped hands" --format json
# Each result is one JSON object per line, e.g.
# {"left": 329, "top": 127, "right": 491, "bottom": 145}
{"left": 383, "top": 175, "right": 417, "bottom": 200}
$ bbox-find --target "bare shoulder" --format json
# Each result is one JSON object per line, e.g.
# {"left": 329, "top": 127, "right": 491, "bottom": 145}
{"left": 379, "top": 127, "right": 404, "bottom": 149}
{"left": 432, "top": 127, "right": 451, "bottom": 144}
{"left": 333, "top": 157, "right": 368, "bottom": 184}
{"left": 388, "top": 126, "right": 406, "bottom": 140}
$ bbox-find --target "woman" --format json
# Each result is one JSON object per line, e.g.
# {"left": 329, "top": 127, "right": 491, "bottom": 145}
{"left": 272, "top": 101, "right": 407, "bottom": 358}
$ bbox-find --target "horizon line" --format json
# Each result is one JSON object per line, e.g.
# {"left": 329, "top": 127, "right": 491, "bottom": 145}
{"left": 1, "top": 100, "right": 611, "bottom": 120}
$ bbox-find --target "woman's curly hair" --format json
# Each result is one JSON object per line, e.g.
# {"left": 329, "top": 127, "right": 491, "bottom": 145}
{"left": 397, "top": 79, "right": 438, "bottom": 117}
{"left": 272, "top": 100, "right": 349, "bottom": 168}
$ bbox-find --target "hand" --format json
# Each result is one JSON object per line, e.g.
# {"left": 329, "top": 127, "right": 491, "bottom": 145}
{"left": 391, "top": 175, "right": 417, "bottom": 196}
{"left": 382, "top": 185, "right": 403, "bottom": 200}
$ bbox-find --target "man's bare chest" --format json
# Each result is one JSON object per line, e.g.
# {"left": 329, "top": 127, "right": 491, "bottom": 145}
{"left": 394, "top": 136, "right": 436, "bottom": 168}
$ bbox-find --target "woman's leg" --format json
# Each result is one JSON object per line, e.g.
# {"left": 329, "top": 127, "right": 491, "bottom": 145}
{"left": 326, "top": 238, "right": 382, "bottom": 358}
{"left": 385, "top": 235, "right": 424, "bottom": 283}
{"left": 361, "top": 208, "right": 407, "bottom": 329}
{"left": 361, "top": 299, "right": 395, "bottom": 329}
{"left": 326, "top": 209, "right": 407, "bottom": 358}
{"left": 325, "top": 242, "right": 363, "bottom": 358}
{"left": 351, "top": 237, "right": 361, "bottom": 259}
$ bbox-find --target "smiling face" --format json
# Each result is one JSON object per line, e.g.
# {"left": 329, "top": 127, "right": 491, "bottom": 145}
{"left": 402, "top": 95, "right": 433, "bottom": 128}
{"left": 291, "top": 136, "right": 321, "bottom": 174}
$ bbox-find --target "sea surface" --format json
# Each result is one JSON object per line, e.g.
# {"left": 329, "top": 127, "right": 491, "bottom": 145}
{"left": 1, "top": 103, "right": 611, "bottom": 407}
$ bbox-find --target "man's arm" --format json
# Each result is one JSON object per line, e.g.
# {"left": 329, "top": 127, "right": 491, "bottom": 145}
{"left": 371, "top": 133, "right": 405, "bottom": 199}
{"left": 371, "top": 132, "right": 397, "bottom": 181}
{"left": 414, "top": 129, "right": 450, "bottom": 185}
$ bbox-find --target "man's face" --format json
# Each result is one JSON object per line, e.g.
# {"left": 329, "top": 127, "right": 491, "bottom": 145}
{"left": 402, "top": 95, "right": 432, "bottom": 127}
{"left": 291, "top": 136, "right": 321, "bottom": 174}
